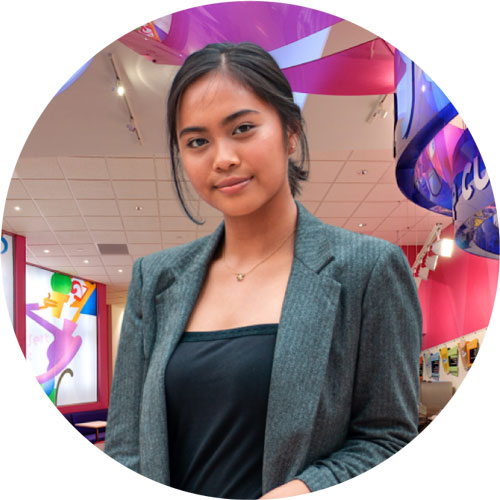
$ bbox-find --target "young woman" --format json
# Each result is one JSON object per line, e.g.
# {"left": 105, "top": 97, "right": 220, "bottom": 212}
{"left": 105, "top": 43, "right": 422, "bottom": 499}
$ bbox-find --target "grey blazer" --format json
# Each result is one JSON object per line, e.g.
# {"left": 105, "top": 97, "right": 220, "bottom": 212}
{"left": 105, "top": 202, "right": 422, "bottom": 493}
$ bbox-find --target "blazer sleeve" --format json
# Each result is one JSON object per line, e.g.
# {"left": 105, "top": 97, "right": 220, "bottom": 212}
{"left": 295, "top": 244, "right": 422, "bottom": 491}
{"left": 104, "top": 257, "right": 146, "bottom": 473}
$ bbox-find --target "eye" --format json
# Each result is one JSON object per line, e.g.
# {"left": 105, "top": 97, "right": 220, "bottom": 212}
{"left": 186, "top": 137, "right": 208, "bottom": 149}
{"left": 233, "top": 123, "right": 254, "bottom": 135}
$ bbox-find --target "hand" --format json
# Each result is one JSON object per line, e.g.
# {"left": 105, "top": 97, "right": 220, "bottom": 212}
{"left": 259, "top": 479, "right": 311, "bottom": 498}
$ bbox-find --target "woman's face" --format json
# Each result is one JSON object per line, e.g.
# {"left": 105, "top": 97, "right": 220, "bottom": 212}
{"left": 176, "top": 72, "right": 295, "bottom": 218}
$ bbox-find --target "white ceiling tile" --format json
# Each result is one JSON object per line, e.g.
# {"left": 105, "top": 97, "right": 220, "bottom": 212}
{"left": 126, "top": 231, "right": 162, "bottom": 244}
{"left": 86, "top": 217, "right": 124, "bottom": 231}
{"left": 118, "top": 200, "right": 159, "bottom": 216}
{"left": 23, "top": 179, "right": 73, "bottom": 199}
{"left": 107, "top": 266, "right": 133, "bottom": 277}
{"left": 157, "top": 181, "right": 198, "bottom": 201}
{"left": 351, "top": 202, "right": 399, "bottom": 218}
{"left": 28, "top": 245, "right": 66, "bottom": 257}
{"left": 113, "top": 180, "right": 157, "bottom": 199}
{"left": 371, "top": 231, "right": 399, "bottom": 244}
{"left": 36, "top": 256, "right": 72, "bottom": 267}
{"left": 25, "top": 232, "right": 58, "bottom": 245}
{"left": 35, "top": 199, "right": 81, "bottom": 216}
{"left": 69, "top": 180, "right": 115, "bottom": 199}
{"left": 15, "top": 158, "right": 64, "bottom": 179}
{"left": 56, "top": 231, "right": 93, "bottom": 244}
{"left": 318, "top": 217, "right": 348, "bottom": 227}
{"left": 316, "top": 202, "right": 358, "bottom": 218}
{"left": 122, "top": 217, "right": 160, "bottom": 231}
{"left": 100, "top": 255, "right": 134, "bottom": 265}
{"left": 7, "top": 180, "right": 30, "bottom": 199}
{"left": 26, "top": 257, "right": 41, "bottom": 266}
{"left": 4, "top": 217, "right": 50, "bottom": 232}
{"left": 83, "top": 275, "right": 108, "bottom": 284}
{"left": 299, "top": 201, "right": 320, "bottom": 214}
{"left": 62, "top": 244, "right": 99, "bottom": 256}
{"left": 2, "top": 220, "right": 13, "bottom": 232}
{"left": 309, "top": 151, "right": 352, "bottom": 161}
{"left": 364, "top": 183, "right": 407, "bottom": 202}
{"left": 73, "top": 266, "right": 107, "bottom": 276}
{"left": 161, "top": 216, "right": 203, "bottom": 231}
{"left": 413, "top": 215, "right": 453, "bottom": 231}
{"left": 308, "top": 161, "right": 344, "bottom": 183}
{"left": 335, "top": 161, "right": 390, "bottom": 183}
{"left": 53, "top": 266, "right": 78, "bottom": 276}
{"left": 396, "top": 231, "right": 433, "bottom": 245}
{"left": 4, "top": 200, "right": 41, "bottom": 217}
{"left": 297, "top": 182, "right": 330, "bottom": 201}
{"left": 349, "top": 150, "right": 394, "bottom": 161}
{"left": 68, "top": 255, "right": 103, "bottom": 267}
{"left": 389, "top": 201, "right": 430, "bottom": 218}
{"left": 91, "top": 231, "right": 127, "bottom": 244}
{"left": 110, "top": 275, "right": 134, "bottom": 284}
{"left": 128, "top": 243, "right": 163, "bottom": 256}
{"left": 161, "top": 232, "right": 197, "bottom": 245}
{"left": 154, "top": 158, "right": 172, "bottom": 180}
{"left": 369, "top": 217, "right": 411, "bottom": 232}
{"left": 324, "top": 183, "right": 373, "bottom": 202}
{"left": 46, "top": 217, "right": 87, "bottom": 231}
{"left": 159, "top": 200, "right": 187, "bottom": 217}
{"left": 343, "top": 217, "right": 384, "bottom": 231}
{"left": 58, "top": 157, "right": 109, "bottom": 179}
{"left": 77, "top": 199, "right": 120, "bottom": 216}
{"left": 107, "top": 158, "right": 156, "bottom": 179}
{"left": 378, "top": 165, "right": 398, "bottom": 184}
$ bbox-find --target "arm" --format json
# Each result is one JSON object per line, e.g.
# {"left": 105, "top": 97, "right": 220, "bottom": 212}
{"left": 295, "top": 244, "right": 423, "bottom": 491}
{"left": 104, "top": 258, "right": 145, "bottom": 472}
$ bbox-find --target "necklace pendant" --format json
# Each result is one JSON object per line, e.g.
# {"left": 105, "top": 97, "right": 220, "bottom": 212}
{"left": 236, "top": 273, "right": 245, "bottom": 282}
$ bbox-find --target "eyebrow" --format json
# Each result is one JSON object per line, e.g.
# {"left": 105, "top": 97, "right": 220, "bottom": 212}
{"left": 178, "top": 109, "right": 260, "bottom": 138}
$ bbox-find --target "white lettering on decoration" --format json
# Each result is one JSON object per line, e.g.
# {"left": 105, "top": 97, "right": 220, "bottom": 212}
{"left": 462, "top": 156, "right": 489, "bottom": 201}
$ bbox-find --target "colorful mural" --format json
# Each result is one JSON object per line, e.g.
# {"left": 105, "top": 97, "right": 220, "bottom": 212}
{"left": 25, "top": 265, "right": 98, "bottom": 406}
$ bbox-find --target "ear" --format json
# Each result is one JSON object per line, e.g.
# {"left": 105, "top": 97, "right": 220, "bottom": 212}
{"left": 287, "top": 131, "right": 298, "bottom": 155}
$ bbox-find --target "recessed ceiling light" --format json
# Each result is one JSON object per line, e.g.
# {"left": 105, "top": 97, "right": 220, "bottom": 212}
{"left": 135, "top": 206, "right": 143, "bottom": 211}
{"left": 83, "top": 259, "right": 89, "bottom": 264}
{"left": 358, "top": 169, "right": 368, "bottom": 176}
{"left": 358, "top": 223, "right": 367, "bottom": 228}
{"left": 13, "top": 206, "right": 21, "bottom": 211}
{"left": 117, "top": 85, "right": 125, "bottom": 96}
{"left": 43, "top": 249, "right": 50, "bottom": 254}
{"left": 118, "top": 269, "right": 123, "bottom": 273}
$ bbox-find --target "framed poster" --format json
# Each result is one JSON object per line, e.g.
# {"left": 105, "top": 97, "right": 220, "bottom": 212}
{"left": 25, "top": 265, "right": 98, "bottom": 406}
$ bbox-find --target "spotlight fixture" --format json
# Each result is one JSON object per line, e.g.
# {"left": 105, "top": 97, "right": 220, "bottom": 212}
{"left": 432, "top": 238, "right": 454, "bottom": 257}
{"left": 135, "top": 206, "right": 144, "bottom": 211}
{"left": 367, "top": 94, "right": 390, "bottom": 123}
{"left": 116, "top": 84, "right": 125, "bottom": 96}
{"left": 357, "top": 169, "right": 368, "bottom": 176}
{"left": 358, "top": 223, "right": 367, "bottom": 228}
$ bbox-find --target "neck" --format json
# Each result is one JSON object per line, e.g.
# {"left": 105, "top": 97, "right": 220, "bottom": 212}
{"left": 221, "top": 193, "right": 298, "bottom": 264}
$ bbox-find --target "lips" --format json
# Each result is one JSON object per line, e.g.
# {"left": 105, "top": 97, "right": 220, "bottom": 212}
{"left": 216, "top": 176, "right": 252, "bottom": 189}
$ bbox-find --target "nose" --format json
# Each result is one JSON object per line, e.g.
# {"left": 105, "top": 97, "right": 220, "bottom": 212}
{"left": 212, "top": 140, "right": 240, "bottom": 172}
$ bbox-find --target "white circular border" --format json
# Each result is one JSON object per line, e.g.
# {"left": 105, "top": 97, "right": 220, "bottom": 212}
{"left": 1, "top": 1, "right": 498, "bottom": 498}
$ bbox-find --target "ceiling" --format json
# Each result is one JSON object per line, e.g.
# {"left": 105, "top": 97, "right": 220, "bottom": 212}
{"left": 2, "top": 20, "right": 451, "bottom": 304}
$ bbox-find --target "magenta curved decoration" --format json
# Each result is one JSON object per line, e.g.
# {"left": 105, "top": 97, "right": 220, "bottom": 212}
{"left": 282, "top": 38, "right": 395, "bottom": 95}
{"left": 119, "top": 2, "right": 340, "bottom": 66}
{"left": 26, "top": 303, "right": 83, "bottom": 384}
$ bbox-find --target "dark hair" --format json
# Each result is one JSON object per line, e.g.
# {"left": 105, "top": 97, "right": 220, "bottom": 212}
{"left": 166, "top": 42, "right": 310, "bottom": 224}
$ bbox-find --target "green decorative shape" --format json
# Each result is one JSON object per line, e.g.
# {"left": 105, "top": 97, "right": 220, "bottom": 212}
{"left": 48, "top": 387, "right": 56, "bottom": 404}
{"left": 51, "top": 273, "right": 72, "bottom": 294}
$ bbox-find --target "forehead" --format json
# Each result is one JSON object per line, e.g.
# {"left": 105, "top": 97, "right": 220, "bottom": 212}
{"left": 177, "top": 72, "right": 272, "bottom": 126}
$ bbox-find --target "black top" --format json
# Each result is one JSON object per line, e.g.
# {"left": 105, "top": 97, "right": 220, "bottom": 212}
{"left": 165, "top": 323, "right": 278, "bottom": 499}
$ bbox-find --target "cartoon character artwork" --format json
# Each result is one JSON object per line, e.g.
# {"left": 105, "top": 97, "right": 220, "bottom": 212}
{"left": 25, "top": 266, "right": 98, "bottom": 406}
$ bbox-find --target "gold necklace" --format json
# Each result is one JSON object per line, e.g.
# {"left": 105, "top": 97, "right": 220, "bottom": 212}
{"left": 222, "top": 228, "right": 296, "bottom": 282}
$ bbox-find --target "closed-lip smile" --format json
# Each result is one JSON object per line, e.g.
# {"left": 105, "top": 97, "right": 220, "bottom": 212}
{"left": 215, "top": 176, "right": 252, "bottom": 190}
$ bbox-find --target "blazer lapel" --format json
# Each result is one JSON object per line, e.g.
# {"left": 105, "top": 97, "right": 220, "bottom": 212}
{"left": 140, "top": 224, "right": 225, "bottom": 484}
{"left": 263, "top": 203, "right": 342, "bottom": 492}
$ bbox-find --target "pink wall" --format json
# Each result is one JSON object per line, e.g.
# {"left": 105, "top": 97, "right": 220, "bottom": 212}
{"left": 418, "top": 224, "right": 499, "bottom": 350}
